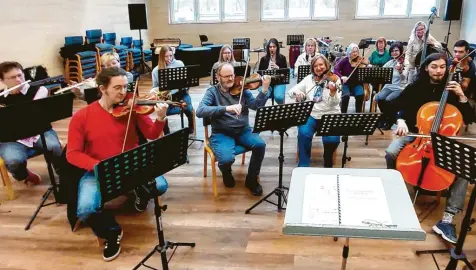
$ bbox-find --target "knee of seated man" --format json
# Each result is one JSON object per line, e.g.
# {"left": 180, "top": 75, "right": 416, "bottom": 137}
{"left": 217, "top": 154, "right": 235, "bottom": 165}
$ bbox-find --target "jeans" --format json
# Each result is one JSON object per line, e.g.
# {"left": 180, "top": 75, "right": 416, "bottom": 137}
{"left": 385, "top": 136, "right": 467, "bottom": 215}
{"left": 0, "top": 129, "right": 62, "bottom": 180}
{"left": 165, "top": 90, "right": 194, "bottom": 134}
{"left": 298, "top": 117, "right": 340, "bottom": 167}
{"left": 208, "top": 126, "right": 266, "bottom": 179}
{"left": 268, "top": 84, "right": 287, "bottom": 105}
{"left": 340, "top": 84, "right": 364, "bottom": 113}
{"left": 375, "top": 84, "right": 402, "bottom": 102}
{"left": 76, "top": 171, "right": 168, "bottom": 238}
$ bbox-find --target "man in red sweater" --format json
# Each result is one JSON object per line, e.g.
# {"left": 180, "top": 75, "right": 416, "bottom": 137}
{"left": 66, "top": 67, "right": 168, "bottom": 262}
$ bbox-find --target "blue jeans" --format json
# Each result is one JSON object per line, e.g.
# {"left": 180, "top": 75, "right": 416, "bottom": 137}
{"left": 165, "top": 90, "right": 194, "bottom": 133}
{"left": 341, "top": 84, "right": 365, "bottom": 113}
{"left": 375, "top": 84, "right": 402, "bottom": 102}
{"left": 0, "top": 129, "right": 62, "bottom": 180}
{"left": 77, "top": 171, "right": 168, "bottom": 222}
{"left": 208, "top": 126, "right": 266, "bottom": 178}
{"left": 385, "top": 136, "right": 467, "bottom": 215}
{"left": 259, "top": 84, "right": 286, "bottom": 105}
{"left": 298, "top": 117, "right": 340, "bottom": 167}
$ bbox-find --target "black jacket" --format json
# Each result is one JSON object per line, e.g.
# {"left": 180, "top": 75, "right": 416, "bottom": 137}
{"left": 258, "top": 54, "right": 288, "bottom": 71}
{"left": 393, "top": 79, "right": 474, "bottom": 133}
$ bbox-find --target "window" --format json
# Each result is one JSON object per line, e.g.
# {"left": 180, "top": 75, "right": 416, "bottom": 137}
{"left": 355, "top": 0, "right": 439, "bottom": 18}
{"left": 170, "top": 0, "right": 247, "bottom": 23}
{"left": 261, "top": 0, "right": 337, "bottom": 20}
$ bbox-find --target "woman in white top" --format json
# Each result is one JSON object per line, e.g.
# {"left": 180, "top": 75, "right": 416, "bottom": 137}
{"left": 288, "top": 55, "right": 342, "bottom": 168}
{"left": 211, "top": 44, "right": 240, "bottom": 84}
{"left": 404, "top": 21, "right": 442, "bottom": 83}
{"left": 294, "top": 37, "right": 319, "bottom": 76}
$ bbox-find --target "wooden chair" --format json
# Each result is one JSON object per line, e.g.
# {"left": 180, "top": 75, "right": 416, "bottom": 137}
{"left": 202, "top": 118, "right": 247, "bottom": 198}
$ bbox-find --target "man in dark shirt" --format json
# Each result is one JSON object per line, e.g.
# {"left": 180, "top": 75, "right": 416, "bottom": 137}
{"left": 452, "top": 40, "right": 476, "bottom": 122}
{"left": 385, "top": 53, "right": 474, "bottom": 244}
{"left": 196, "top": 62, "right": 271, "bottom": 196}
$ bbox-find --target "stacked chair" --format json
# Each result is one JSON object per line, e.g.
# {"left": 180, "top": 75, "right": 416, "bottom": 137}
{"left": 102, "top": 32, "right": 129, "bottom": 70}
{"left": 85, "top": 29, "right": 114, "bottom": 71}
{"left": 61, "top": 36, "right": 98, "bottom": 83}
{"left": 121, "top": 37, "right": 142, "bottom": 72}
{"left": 133, "top": 39, "right": 153, "bottom": 63}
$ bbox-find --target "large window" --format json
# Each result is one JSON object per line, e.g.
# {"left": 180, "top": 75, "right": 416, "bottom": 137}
{"left": 261, "top": 0, "right": 338, "bottom": 20}
{"left": 355, "top": 0, "right": 439, "bottom": 18}
{"left": 170, "top": 0, "right": 247, "bottom": 23}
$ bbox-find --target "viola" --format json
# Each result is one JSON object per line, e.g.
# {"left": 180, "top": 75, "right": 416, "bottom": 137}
{"left": 230, "top": 74, "right": 281, "bottom": 96}
{"left": 314, "top": 71, "right": 340, "bottom": 88}
{"left": 451, "top": 57, "right": 472, "bottom": 91}
{"left": 112, "top": 93, "right": 184, "bottom": 118}
{"left": 395, "top": 59, "right": 465, "bottom": 191}
{"left": 350, "top": 56, "right": 369, "bottom": 68}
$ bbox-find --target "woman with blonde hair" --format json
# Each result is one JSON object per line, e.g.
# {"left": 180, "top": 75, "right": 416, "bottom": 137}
{"left": 211, "top": 44, "right": 240, "bottom": 84}
{"left": 294, "top": 37, "right": 320, "bottom": 76}
{"left": 151, "top": 45, "right": 194, "bottom": 134}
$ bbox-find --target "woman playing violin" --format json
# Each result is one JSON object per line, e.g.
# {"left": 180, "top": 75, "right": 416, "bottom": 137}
{"left": 66, "top": 67, "right": 169, "bottom": 262}
{"left": 288, "top": 55, "right": 342, "bottom": 168}
{"left": 375, "top": 42, "right": 407, "bottom": 129}
{"left": 151, "top": 45, "right": 194, "bottom": 134}
{"left": 385, "top": 53, "right": 474, "bottom": 245}
{"left": 333, "top": 43, "right": 367, "bottom": 113}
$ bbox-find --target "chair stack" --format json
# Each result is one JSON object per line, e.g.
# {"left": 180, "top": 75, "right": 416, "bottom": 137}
{"left": 85, "top": 29, "right": 114, "bottom": 71}
{"left": 121, "top": 37, "right": 142, "bottom": 71}
{"left": 133, "top": 39, "right": 153, "bottom": 63}
{"left": 103, "top": 32, "right": 129, "bottom": 70}
{"left": 63, "top": 36, "right": 98, "bottom": 83}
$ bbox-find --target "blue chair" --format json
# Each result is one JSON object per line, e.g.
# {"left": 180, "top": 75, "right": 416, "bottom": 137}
{"left": 65, "top": 36, "right": 84, "bottom": 46}
{"left": 63, "top": 36, "right": 98, "bottom": 82}
{"left": 121, "top": 37, "right": 142, "bottom": 70}
{"left": 133, "top": 39, "right": 153, "bottom": 62}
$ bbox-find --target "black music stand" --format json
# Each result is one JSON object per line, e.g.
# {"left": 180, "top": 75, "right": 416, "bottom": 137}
{"left": 354, "top": 67, "right": 393, "bottom": 145}
{"left": 297, "top": 65, "right": 311, "bottom": 84}
{"left": 94, "top": 128, "right": 195, "bottom": 270}
{"left": 415, "top": 133, "right": 476, "bottom": 270}
{"left": 211, "top": 65, "right": 251, "bottom": 85}
{"left": 316, "top": 113, "right": 382, "bottom": 168}
{"left": 257, "top": 68, "right": 291, "bottom": 106}
{"left": 0, "top": 93, "right": 75, "bottom": 230}
{"left": 286, "top": 35, "right": 304, "bottom": 46}
{"left": 245, "top": 101, "right": 314, "bottom": 214}
{"left": 157, "top": 65, "right": 203, "bottom": 146}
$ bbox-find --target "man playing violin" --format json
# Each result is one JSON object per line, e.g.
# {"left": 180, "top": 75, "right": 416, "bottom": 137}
{"left": 288, "top": 55, "right": 341, "bottom": 167}
{"left": 196, "top": 62, "right": 271, "bottom": 196}
{"left": 66, "top": 67, "right": 168, "bottom": 261}
{"left": 452, "top": 40, "right": 476, "bottom": 105}
{"left": 385, "top": 53, "right": 474, "bottom": 244}
{"left": 0, "top": 61, "right": 63, "bottom": 185}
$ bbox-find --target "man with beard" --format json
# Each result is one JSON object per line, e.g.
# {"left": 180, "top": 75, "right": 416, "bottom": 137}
{"left": 385, "top": 53, "right": 474, "bottom": 244}
{"left": 196, "top": 62, "right": 271, "bottom": 196}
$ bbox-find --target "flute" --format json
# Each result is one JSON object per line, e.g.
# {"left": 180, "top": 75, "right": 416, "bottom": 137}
{"left": 0, "top": 80, "right": 31, "bottom": 97}
{"left": 54, "top": 79, "right": 93, "bottom": 94}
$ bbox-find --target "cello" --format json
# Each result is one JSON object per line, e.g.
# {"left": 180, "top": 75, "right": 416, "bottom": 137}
{"left": 395, "top": 53, "right": 473, "bottom": 193}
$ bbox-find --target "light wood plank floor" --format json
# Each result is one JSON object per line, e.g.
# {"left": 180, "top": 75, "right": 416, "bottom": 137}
{"left": 1, "top": 75, "right": 476, "bottom": 270}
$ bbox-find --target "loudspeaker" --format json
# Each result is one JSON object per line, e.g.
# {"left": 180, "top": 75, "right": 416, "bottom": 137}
{"left": 443, "top": 0, "right": 463, "bottom": 21}
{"left": 128, "top": 4, "right": 148, "bottom": 30}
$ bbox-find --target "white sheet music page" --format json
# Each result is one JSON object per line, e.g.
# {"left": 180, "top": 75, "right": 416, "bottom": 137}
{"left": 301, "top": 174, "right": 339, "bottom": 225}
{"left": 339, "top": 175, "right": 393, "bottom": 227}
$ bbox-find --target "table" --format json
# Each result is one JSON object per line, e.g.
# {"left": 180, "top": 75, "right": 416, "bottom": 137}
{"left": 283, "top": 168, "right": 426, "bottom": 269}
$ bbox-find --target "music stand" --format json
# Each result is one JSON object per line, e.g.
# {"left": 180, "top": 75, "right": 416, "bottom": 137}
{"left": 245, "top": 101, "right": 314, "bottom": 214}
{"left": 0, "top": 93, "right": 75, "bottom": 230}
{"left": 415, "top": 133, "right": 476, "bottom": 270}
{"left": 211, "top": 65, "right": 251, "bottom": 85}
{"left": 94, "top": 128, "right": 195, "bottom": 270}
{"left": 354, "top": 67, "right": 393, "bottom": 145}
{"left": 297, "top": 65, "right": 311, "bottom": 84}
{"left": 157, "top": 65, "right": 203, "bottom": 146}
{"left": 316, "top": 113, "right": 382, "bottom": 168}
{"left": 257, "top": 68, "right": 291, "bottom": 106}
{"left": 286, "top": 35, "right": 304, "bottom": 46}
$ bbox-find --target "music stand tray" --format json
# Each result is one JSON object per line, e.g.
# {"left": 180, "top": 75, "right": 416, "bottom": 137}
{"left": 245, "top": 101, "right": 314, "bottom": 214}
{"left": 211, "top": 65, "right": 250, "bottom": 85}
{"left": 415, "top": 133, "right": 476, "bottom": 270}
{"left": 94, "top": 129, "right": 195, "bottom": 270}
{"left": 232, "top": 38, "right": 250, "bottom": 50}
{"left": 0, "top": 93, "right": 75, "bottom": 230}
{"left": 297, "top": 65, "right": 311, "bottom": 84}
{"left": 316, "top": 113, "right": 382, "bottom": 168}
{"left": 286, "top": 35, "right": 304, "bottom": 46}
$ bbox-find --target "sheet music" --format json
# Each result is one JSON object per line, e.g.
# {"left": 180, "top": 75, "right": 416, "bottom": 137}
{"left": 302, "top": 174, "right": 339, "bottom": 225}
{"left": 301, "top": 174, "right": 393, "bottom": 228}
{"left": 339, "top": 175, "right": 393, "bottom": 227}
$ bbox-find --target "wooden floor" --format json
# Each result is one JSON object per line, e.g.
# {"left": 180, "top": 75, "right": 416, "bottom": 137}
{"left": 1, "top": 75, "right": 476, "bottom": 270}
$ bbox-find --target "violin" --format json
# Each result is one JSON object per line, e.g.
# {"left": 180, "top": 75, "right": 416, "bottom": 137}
{"left": 230, "top": 73, "right": 281, "bottom": 96}
{"left": 112, "top": 93, "right": 184, "bottom": 118}
{"left": 350, "top": 56, "right": 370, "bottom": 68}
{"left": 395, "top": 55, "right": 469, "bottom": 192}
{"left": 314, "top": 71, "right": 340, "bottom": 89}
{"left": 451, "top": 57, "right": 472, "bottom": 91}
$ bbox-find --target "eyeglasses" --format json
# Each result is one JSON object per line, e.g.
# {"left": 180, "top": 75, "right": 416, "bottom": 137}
{"left": 219, "top": 74, "right": 234, "bottom": 80}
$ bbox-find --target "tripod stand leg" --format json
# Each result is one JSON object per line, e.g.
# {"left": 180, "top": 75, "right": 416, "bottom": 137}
{"left": 245, "top": 188, "right": 277, "bottom": 214}
{"left": 25, "top": 186, "right": 54, "bottom": 230}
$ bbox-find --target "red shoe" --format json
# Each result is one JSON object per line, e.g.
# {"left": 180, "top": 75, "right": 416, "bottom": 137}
{"left": 24, "top": 170, "right": 41, "bottom": 186}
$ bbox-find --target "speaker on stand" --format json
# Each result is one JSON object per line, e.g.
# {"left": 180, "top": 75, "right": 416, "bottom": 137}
{"left": 442, "top": 0, "right": 463, "bottom": 58}
{"left": 128, "top": 3, "right": 152, "bottom": 76}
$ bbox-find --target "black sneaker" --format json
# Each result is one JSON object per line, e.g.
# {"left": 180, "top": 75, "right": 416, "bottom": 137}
{"left": 103, "top": 230, "right": 123, "bottom": 262}
{"left": 245, "top": 176, "right": 263, "bottom": 196}
{"left": 221, "top": 168, "right": 235, "bottom": 188}
{"left": 133, "top": 186, "right": 149, "bottom": 212}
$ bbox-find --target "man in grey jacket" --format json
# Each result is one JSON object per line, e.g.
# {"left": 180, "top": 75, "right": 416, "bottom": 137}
{"left": 196, "top": 63, "right": 271, "bottom": 196}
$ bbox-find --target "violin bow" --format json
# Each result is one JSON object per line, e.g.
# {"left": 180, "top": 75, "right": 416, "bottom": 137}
{"left": 237, "top": 53, "right": 251, "bottom": 112}
{"left": 346, "top": 49, "right": 371, "bottom": 81}
{"left": 121, "top": 76, "right": 140, "bottom": 152}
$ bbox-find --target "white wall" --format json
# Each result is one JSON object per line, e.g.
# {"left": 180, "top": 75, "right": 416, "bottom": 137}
{"left": 460, "top": 0, "right": 476, "bottom": 43}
